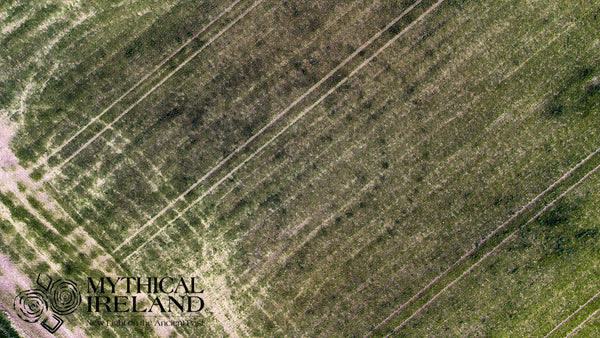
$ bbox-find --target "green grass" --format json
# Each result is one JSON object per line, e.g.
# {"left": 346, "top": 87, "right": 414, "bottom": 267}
{"left": 2, "top": 0, "right": 600, "bottom": 336}
{"left": 0, "top": 309, "right": 20, "bottom": 338}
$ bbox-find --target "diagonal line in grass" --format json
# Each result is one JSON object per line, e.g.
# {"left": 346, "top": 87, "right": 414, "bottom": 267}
{"left": 112, "top": 0, "right": 431, "bottom": 258}
{"left": 38, "top": 0, "right": 257, "bottom": 181}
{"left": 546, "top": 289, "right": 600, "bottom": 337}
{"left": 364, "top": 146, "right": 600, "bottom": 337}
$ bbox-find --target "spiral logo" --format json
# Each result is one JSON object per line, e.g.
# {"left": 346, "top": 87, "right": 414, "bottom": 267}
{"left": 14, "top": 274, "right": 82, "bottom": 333}
{"left": 49, "top": 279, "right": 81, "bottom": 315}
{"left": 13, "top": 289, "right": 49, "bottom": 323}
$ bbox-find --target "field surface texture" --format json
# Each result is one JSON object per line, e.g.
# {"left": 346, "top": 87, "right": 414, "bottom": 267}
{"left": 1, "top": 0, "right": 600, "bottom": 337}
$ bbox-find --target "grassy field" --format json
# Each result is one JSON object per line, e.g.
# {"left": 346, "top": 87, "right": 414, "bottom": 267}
{"left": 1, "top": 0, "right": 600, "bottom": 336}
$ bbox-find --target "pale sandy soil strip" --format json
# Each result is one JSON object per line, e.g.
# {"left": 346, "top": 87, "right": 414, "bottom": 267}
{"left": 115, "top": 0, "right": 428, "bottom": 257}
{"left": 37, "top": 0, "right": 248, "bottom": 176}
{"left": 545, "top": 290, "right": 600, "bottom": 337}
{"left": 372, "top": 160, "right": 600, "bottom": 337}
{"left": 565, "top": 306, "right": 600, "bottom": 338}
{"left": 0, "top": 256, "right": 56, "bottom": 338}
{"left": 0, "top": 124, "right": 128, "bottom": 337}
{"left": 0, "top": 220, "right": 93, "bottom": 337}
{"left": 1, "top": 195, "right": 123, "bottom": 336}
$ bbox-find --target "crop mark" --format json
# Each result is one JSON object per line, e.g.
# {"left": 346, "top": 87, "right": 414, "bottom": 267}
{"left": 545, "top": 289, "right": 600, "bottom": 337}
{"left": 364, "top": 150, "right": 600, "bottom": 337}
{"left": 36, "top": 0, "right": 247, "bottom": 177}
{"left": 117, "top": 0, "right": 447, "bottom": 261}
